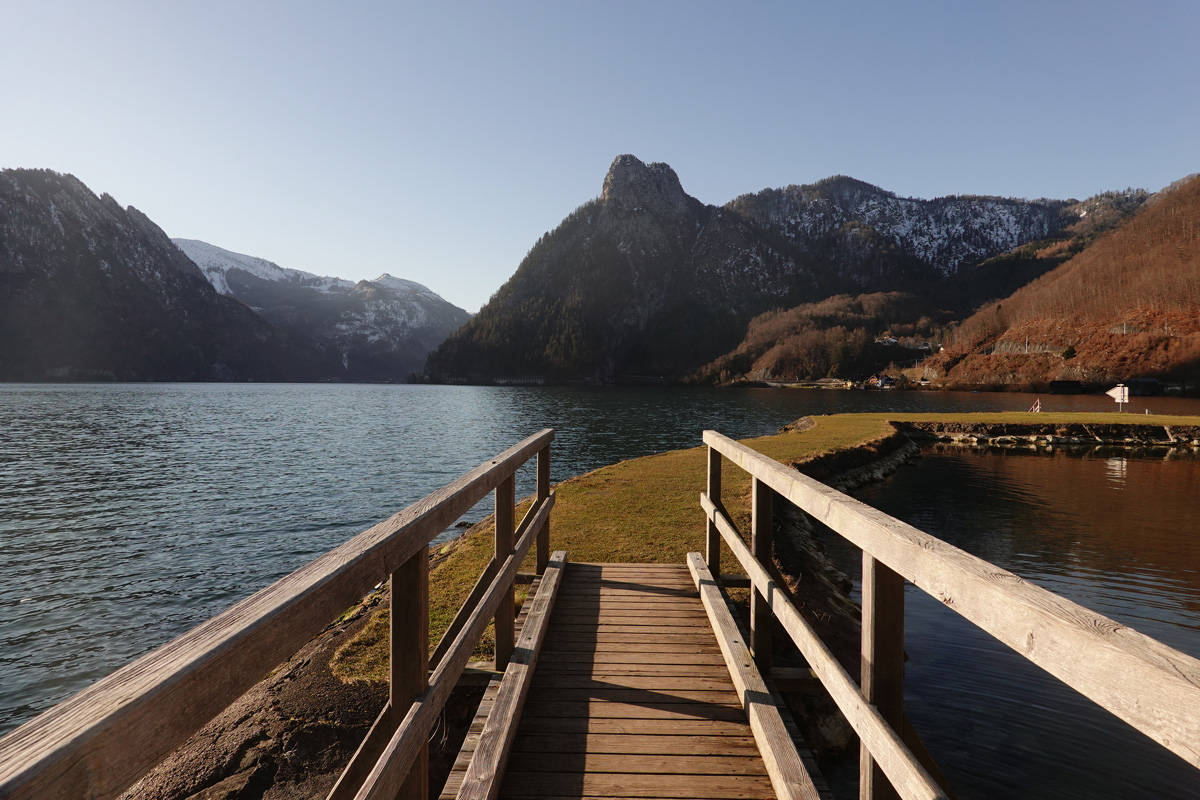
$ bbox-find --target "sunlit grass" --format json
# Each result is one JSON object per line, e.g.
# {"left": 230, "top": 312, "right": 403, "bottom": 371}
{"left": 331, "top": 411, "right": 1199, "bottom": 682}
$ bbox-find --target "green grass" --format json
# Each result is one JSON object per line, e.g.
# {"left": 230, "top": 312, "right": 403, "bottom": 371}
{"left": 330, "top": 411, "right": 1199, "bottom": 682}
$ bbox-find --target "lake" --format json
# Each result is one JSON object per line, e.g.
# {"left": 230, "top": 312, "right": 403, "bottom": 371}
{"left": 2, "top": 382, "right": 1199, "bottom": 797}
{"left": 838, "top": 445, "right": 1200, "bottom": 799}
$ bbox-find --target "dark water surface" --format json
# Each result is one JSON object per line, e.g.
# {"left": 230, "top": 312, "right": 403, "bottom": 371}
{"left": 2, "top": 383, "right": 1199, "bottom": 770}
{"left": 843, "top": 446, "right": 1200, "bottom": 799}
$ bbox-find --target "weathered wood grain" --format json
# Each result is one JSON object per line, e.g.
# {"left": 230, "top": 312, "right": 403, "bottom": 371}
{"left": 441, "top": 579, "right": 544, "bottom": 800}
{"left": 456, "top": 551, "right": 566, "bottom": 800}
{"left": 511, "top": 733, "right": 762, "bottom": 756}
{"left": 860, "top": 554, "right": 904, "bottom": 800}
{"left": 505, "top": 752, "right": 769, "bottom": 775}
{"left": 529, "top": 676, "right": 739, "bottom": 691}
{"left": 0, "top": 429, "right": 554, "bottom": 800}
{"left": 544, "top": 632, "right": 720, "bottom": 645}
{"left": 688, "top": 552, "right": 823, "bottom": 800}
{"left": 499, "top": 771, "right": 775, "bottom": 798}
{"left": 536, "top": 445, "right": 551, "bottom": 574}
{"left": 751, "top": 478, "right": 773, "bottom": 675}
{"left": 393, "top": 545, "right": 430, "bottom": 800}
{"left": 701, "top": 492, "right": 946, "bottom": 800}
{"left": 352, "top": 493, "right": 553, "bottom": 800}
{"left": 528, "top": 663, "right": 733, "bottom": 676}
{"left": 494, "top": 476, "right": 516, "bottom": 671}
{"left": 705, "top": 428, "right": 1200, "bottom": 770}
{"left": 499, "top": 563, "right": 793, "bottom": 800}
{"left": 707, "top": 444, "right": 723, "bottom": 575}
{"left": 538, "top": 651, "right": 725, "bottom": 664}
{"left": 514, "top": 717, "right": 754, "bottom": 736}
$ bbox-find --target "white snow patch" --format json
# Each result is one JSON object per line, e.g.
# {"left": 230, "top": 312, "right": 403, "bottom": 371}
{"left": 173, "top": 238, "right": 354, "bottom": 294}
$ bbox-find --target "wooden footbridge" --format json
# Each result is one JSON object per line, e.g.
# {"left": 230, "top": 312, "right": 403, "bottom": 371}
{"left": 3, "top": 429, "right": 1199, "bottom": 800}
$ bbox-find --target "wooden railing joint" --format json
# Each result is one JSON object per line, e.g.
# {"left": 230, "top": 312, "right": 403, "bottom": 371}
{"left": 702, "top": 426, "right": 1200, "bottom": 796}
{"left": 0, "top": 429, "right": 555, "bottom": 800}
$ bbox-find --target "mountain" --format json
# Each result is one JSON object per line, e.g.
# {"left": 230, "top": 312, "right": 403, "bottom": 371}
{"left": 0, "top": 169, "right": 317, "bottom": 381}
{"left": 426, "top": 155, "right": 1083, "bottom": 382}
{"left": 694, "top": 292, "right": 941, "bottom": 384}
{"left": 175, "top": 239, "right": 471, "bottom": 381}
{"left": 698, "top": 188, "right": 1153, "bottom": 385}
{"left": 726, "top": 176, "right": 1071, "bottom": 284}
{"left": 427, "top": 155, "right": 812, "bottom": 381}
{"left": 923, "top": 175, "right": 1200, "bottom": 389}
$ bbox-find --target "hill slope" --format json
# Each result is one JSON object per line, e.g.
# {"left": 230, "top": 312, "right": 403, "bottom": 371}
{"left": 726, "top": 176, "right": 1068, "bottom": 284}
{"left": 427, "top": 156, "right": 1072, "bottom": 382}
{"left": 0, "top": 170, "right": 315, "bottom": 381}
{"left": 175, "top": 240, "right": 471, "bottom": 381}
{"left": 927, "top": 175, "right": 1200, "bottom": 388}
{"left": 427, "top": 155, "right": 812, "bottom": 381}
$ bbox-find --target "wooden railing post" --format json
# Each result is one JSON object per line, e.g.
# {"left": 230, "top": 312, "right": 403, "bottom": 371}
{"left": 706, "top": 446, "right": 722, "bottom": 575}
{"left": 536, "top": 444, "right": 551, "bottom": 574}
{"left": 751, "top": 477, "right": 773, "bottom": 674}
{"left": 391, "top": 544, "right": 429, "bottom": 800}
{"left": 494, "top": 474, "right": 516, "bottom": 670}
{"left": 860, "top": 553, "right": 905, "bottom": 800}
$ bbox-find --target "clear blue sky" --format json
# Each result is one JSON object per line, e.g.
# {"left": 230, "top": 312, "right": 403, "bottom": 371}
{"left": 3, "top": 1, "right": 1197, "bottom": 312}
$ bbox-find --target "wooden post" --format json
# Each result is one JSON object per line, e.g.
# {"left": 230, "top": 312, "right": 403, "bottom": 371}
{"left": 751, "top": 477, "right": 772, "bottom": 674}
{"left": 860, "top": 553, "right": 905, "bottom": 800}
{"left": 391, "top": 544, "right": 429, "bottom": 800}
{"left": 706, "top": 446, "right": 722, "bottom": 575}
{"left": 494, "top": 474, "right": 516, "bottom": 670}
{"left": 536, "top": 444, "right": 551, "bottom": 574}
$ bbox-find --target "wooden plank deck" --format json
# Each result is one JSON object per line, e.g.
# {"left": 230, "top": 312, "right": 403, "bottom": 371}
{"left": 496, "top": 562, "right": 779, "bottom": 800}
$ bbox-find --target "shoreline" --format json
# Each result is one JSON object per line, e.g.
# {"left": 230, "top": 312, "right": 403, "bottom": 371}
{"left": 103, "top": 413, "right": 1200, "bottom": 797}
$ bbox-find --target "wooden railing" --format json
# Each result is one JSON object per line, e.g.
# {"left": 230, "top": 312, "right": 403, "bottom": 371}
{"left": 701, "top": 429, "right": 1200, "bottom": 800}
{"left": 0, "top": 429, "right": 555, "bottom": 800}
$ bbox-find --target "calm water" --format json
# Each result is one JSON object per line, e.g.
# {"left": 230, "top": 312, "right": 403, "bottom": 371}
{"left": 843, "top": 446, "right": 1200, "bottom": 799}
{"left": 2, "top": 383, "right": 1199, "bottom": 785}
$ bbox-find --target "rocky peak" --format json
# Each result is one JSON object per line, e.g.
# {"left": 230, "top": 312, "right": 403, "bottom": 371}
{"left": 600, "top": 154, "right": 691, "bottom": 217}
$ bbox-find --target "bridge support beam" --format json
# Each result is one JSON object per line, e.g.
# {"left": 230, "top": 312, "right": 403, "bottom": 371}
{"left": 536, "top": 445, "right": 551, "bottom": 574}
{"left": 751, "top": 477, "right": 773, "bottom": 674}
{"left": 860, "top": 554, "right": 904, "bottom": 800}
{"left": 494, "top": 475, "right": 516, "bottom": 671}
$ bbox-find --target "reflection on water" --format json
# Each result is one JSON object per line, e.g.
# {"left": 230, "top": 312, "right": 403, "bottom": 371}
{"left": 844, "top": 446, "right": 1200, "bottom": 799}
{"left": 3, "top": 382, "right": 1200, "bottom": 743}
{"left": 2, "top": 382, "right": 1079, "bottom": 734}
{"left": 1106, "top": 456, "right": 1128, "bottom": 486}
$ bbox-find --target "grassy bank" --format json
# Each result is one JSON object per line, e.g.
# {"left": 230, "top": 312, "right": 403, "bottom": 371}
{"left": 332, "top": 411, "right": 1200, "bottom": 680}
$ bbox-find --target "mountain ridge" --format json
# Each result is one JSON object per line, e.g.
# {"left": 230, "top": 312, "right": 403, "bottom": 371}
{"left": 426, "top": 154, "right": 1091, "bottom": 382}
{"left": 175, "top": 239, "right": 471, "bottom": 381}
{"left": 923, "top": 173, "right": 1200, "bottom": 388}
{"left": 0, "top": 169, "right": 317, "bottom": 381}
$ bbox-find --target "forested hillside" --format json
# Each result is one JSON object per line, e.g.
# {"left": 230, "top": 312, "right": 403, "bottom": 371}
{"left": 693, "top": 293, "right": 942, "bottom": 383}
{"left": 0, "top": 170, "right": 318, "bottom": 381}
{"left": 177, "top": 239, "right": 471, "bottom": 381}
{"left": 925, "top": 175, "right": 1200, "bottom": 388}
{"left": 426, "top": 155, "right": 1075, "bottom": 382}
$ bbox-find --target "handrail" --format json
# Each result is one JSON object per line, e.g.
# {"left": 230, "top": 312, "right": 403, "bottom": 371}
{"left": 702, "top": 429, "right": 1200, "bottom": 798}
{"left": 455, "top": 549, "right": 568, "bottom": 800}
{"left": 352, "top": 497, "right": 553, "bottom": 800}
{"left": 0, "top": 429, "right": 555, "bottom": 800}
{"left": 701, "top": 493, "right": 946, "bottom": 800}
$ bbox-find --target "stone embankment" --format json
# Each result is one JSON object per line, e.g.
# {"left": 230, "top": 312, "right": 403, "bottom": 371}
{"left": 896, "top": 421, "right": 1200, "bottom": 448}
{"left": 116, "top": 415, "right": 1200, "bottom": 798}
{"left": 761, "top": 414, "right": 1199, "bottom": 763}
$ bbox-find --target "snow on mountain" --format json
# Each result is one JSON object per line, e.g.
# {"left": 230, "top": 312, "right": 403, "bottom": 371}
{"left": 173, "top": 238, "right": 471, "bottom": 380}
{"left": 727, "top": 177, "right": 1068, "bottom": 278}
{"left": 0, "top": 170, "right": 317, "bottom": 381}
{"left": 370, "top": 273, "right": 436, "bottom": 296}
{"left": 174, "top": 238, "right": 353, "bottom": 295}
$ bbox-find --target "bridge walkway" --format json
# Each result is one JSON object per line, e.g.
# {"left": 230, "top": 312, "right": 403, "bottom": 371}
{"left": 444, "top": 561, "right": 803, "bottom": 800}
